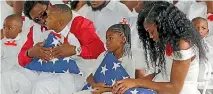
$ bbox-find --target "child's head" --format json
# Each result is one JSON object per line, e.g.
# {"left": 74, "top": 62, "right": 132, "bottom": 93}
{"left": 3, "top": 14, "right": 23, "bottom": 39}
{"left": 192, "top": 17, "right": 209, "bottom": 38}
{"left": 46, "top": 4, "right": 72, "bottom": 33}
{"left": 106, "top": 24, "right": 131, "bottom": 53}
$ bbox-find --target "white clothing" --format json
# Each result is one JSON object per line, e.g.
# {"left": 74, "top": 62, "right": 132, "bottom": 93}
{"left": 1, "top": 32, "right": 27, "bottom": 73}
{"left": 207, "top": 35, "right": 213, "bottom": 47}
{"left": 85, "top": 1, "right": 132, "bottom": 43}
{"left": 74, "top": 49, "right": 147, "bottom": 94}
{"left": 0, "top": 1, "right": 14, "bottom": 29}
{"left": 152, "top": 47, "right": 200, "bottom": 94}
{"left": 76, "top": 4, "right": 90, "bottom": 17}
{"left": 184, "top": 2, "right": 213, "bottom": 36}
{"left": 1, "top": 13, "right": 95, "bottom": 94}
{"left": 126, "top": 16, "right": 142, "bottom": 49}
{"left": 175, "top": 0, "right": 196, "bottom": 15}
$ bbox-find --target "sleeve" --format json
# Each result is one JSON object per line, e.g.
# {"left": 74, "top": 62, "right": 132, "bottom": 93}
{"left": 92, "top": 51, "right": 106, "bottom": 75}
{"left": 71, "top": 16, "right": 105, "bottom": 59}
{"left": 68, "top": 33, "right": 80, "bottom": 47}
{"left": 18, "top": 26, "right": 34, "bottom": 67}
{"left": 172, "top": 47, "right": 195, "bottom": 61}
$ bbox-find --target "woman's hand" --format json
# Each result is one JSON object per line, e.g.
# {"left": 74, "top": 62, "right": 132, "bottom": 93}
{"left": 112, "top": 79, "right": 138, "bottom": 94}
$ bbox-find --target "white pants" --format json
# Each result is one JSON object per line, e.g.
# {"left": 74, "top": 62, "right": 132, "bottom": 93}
{"left": 1, "top": 68, "right": 86, "bottom": 94}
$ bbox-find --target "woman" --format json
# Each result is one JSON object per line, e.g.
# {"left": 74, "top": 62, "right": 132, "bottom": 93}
{"left": 112, "top": 1, "right": 207, "bottom": 94}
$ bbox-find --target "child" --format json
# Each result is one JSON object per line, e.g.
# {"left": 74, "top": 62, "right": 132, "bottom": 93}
{"left": 1, "top": 14, "right": 27, "bottom": 72}
{"left": 192, "top": 17, "right": 213, "bottom": 94}
{"left": 74, "top": 24, "right": 148, "bottom": 94}
{"left": 2, "top": 4, "right": 103, "bottom": 94}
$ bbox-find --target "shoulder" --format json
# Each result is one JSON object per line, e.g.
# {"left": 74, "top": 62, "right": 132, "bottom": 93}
{"left": 179, "top": 39, "right": 191, "bottom": 50}
{"left": 114, "top": 2, "right": 131, "bottom": 16}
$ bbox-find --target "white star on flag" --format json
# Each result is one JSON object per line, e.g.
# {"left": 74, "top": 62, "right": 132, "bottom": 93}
{"left": 122, "top": 76, "right": 129, "bottom": 79}
{"left": 63, "top": 57, "right": 72, "bottom": 62}
{"left": 100, "top": 64, "right": 108, "bottom": 75}
{"left": 38, "top": 59, "right": 43, "bottom": 65}
{"left": 111, "top": 78, "right": 116, "bottom": 86}
{"left": 78, "top": 71, "right": 83, "bottom": 76}
{"left": 112, "top": 62, "right": 121, "bottom": 71}
{"left": 51, "top": 58, "right": 59, "bottom": 64}
{"left": 63, "top": 69, "right": 70, "bottom": 73}
{"left": 130, "top": 89, "right": 139, "bottom": 94}
{"left": 51, "top": 38, "right": 60, "bottom": 46}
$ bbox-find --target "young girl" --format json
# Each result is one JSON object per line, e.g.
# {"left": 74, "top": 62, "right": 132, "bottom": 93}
{"left": 74, "top": 24, "right": 148, "bottom": 94}
{"left": 112, "top": 1, "right": 208, "bottom": 94}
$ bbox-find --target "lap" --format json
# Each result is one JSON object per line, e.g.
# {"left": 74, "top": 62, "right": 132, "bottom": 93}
{"left": 73, "top": 90, "right": 112, "bottom": 94}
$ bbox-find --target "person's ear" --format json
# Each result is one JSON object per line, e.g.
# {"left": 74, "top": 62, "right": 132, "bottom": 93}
{"left": 122, "top": 37, "right": 127, "bottom": 43}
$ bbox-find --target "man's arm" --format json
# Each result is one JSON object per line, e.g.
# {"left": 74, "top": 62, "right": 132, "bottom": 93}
{"left": 12, "top": 1, "right": 24, "bottom": 16}
{"left": 71, "top": 16, "right": 105, "bottom": 59}
{"left": 18, "top": 26, "right": 34, "bottom": 67}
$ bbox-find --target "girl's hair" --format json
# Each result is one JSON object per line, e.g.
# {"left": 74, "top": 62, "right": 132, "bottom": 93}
{"left": 137, "top": 1, "right": 207, "bottom": 75}
{"left": 108, "top": 24, "right": 132, "bottom": 57}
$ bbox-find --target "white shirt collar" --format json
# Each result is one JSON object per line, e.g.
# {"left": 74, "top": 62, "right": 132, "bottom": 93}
{"left": 6, "top": 33, "right": 21, "bottom": 41}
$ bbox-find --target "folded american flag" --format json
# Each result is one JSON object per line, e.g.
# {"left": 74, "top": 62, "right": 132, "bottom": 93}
{"left": 82, "top": 52, "right": 156, "bottom": 94}
{"left": 25, "top": 33, "right": 83, "bottom": 76}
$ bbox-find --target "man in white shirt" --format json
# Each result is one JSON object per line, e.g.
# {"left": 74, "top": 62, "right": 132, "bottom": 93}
{"left": 85, "top": 0, "right": 132, "bottom": 43}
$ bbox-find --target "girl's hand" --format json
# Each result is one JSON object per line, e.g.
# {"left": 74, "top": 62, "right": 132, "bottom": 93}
{"left": 92, "top": 87, "right": 112, "bottom": 94}
{"left": 91, "top": 83, "right": 112, "bottom": 94}
{"left": 112, "top": 79, "right": 138, "bottom": 94}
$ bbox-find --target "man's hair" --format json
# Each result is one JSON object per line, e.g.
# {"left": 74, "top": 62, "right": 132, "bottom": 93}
{"left": 192, "top": 17, "right": 208, "bottom": 25}
{"left": 24, "top": 1, "right": 50, "bottom": 19}
{"left": 70, "top": 1, "right": 79, "bottom": 10}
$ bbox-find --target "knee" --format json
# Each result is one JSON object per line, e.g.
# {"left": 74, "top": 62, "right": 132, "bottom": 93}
{"left": 33, "top": 79, "right": 58, "bottom": 94}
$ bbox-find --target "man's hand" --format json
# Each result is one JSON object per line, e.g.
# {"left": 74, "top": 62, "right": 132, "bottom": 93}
{"left": 52, "top": 42, "right": 76, "bottom": 58}
{"left": 28, "top": 42, "right": 52, "bottom": 61}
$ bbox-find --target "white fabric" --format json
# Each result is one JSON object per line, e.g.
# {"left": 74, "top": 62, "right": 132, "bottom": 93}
{"left": 1, "top": 32, "right": 28, "bottom": 73}
{"left": 85, "top": 1, "right": 132, "bottom": 44}
{"left": 175, "top": 1, "right": 195, "bottom": 15}
{"left": 207, "top": 35, "right": 213, "bottom": 48}
{"left": 187, "top": 2, "right": 207, "bottom": 21}
{"left": 0, "top": 1, "right": 14, "bottom": 29}
{"left": 185, "top": 2, "right": 213, "bottom": 36}
{"left": 74, "top": 49, "right": 147, "bottom": 94}
{"left": 1, "top": 13, "right": 95, "bottom": 94}
{"left": 153, "top": 47, "right": 200, "bottom": 94}
{"left": 76, "top": 4, "right": 90, "bottom": 17}
{"left": 126, "top": 15, "right": 142, "bottom": 49}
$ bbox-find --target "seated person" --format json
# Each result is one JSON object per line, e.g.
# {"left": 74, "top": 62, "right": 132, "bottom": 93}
{"left": 1, "top": 14, "right": 27, "bottom": 72}
{"left": 75, "top": 24, "right": 148, "bottom": 94}
{"left": 1, "top": 4, "right": 104, "bottom": 94}
{"left": 192, "top": 17, "right": 213, "bottom": 94}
